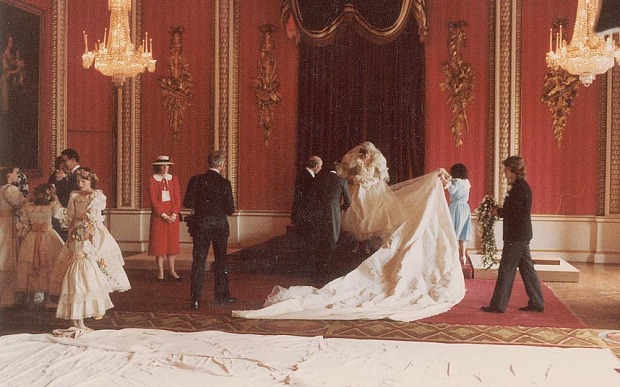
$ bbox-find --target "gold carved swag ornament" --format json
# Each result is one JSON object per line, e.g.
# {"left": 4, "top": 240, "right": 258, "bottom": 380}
{"left": 158, "top": 26, "right": 194, "bottom": 140}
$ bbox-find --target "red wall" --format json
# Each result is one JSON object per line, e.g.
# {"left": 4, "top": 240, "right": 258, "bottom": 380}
{"left": 521, "top": 0, "right": 598, "bottom": 215}
{"left": 140, "top": 0, "right": 214, "bottom": 208}
{"left": 67, "top": 0, "right": 116, "bottom": 202}
{"left": 237, "top": 0, "right": 298, "bottom": 211}
{"left": 424, "top": 0, "right": 599, "bottom": 215}
{"left": 424, "top": 0, "right": 491, "bottom": 212}
{"left": 56, "top": 1, "right": 603, "bottom": 215}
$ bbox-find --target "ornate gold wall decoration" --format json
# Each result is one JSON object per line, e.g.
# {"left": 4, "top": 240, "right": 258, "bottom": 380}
{"left": 440, "top": 20, "right": 475, "bottom": 148}
{"left": 541, "top": 67, "right": 579, "bottom": 146}
{"left": 254, "top": 24, "right": 282, "bottom": 145}
{"left": 158, "top": 26, "right": 193, "bottom": 140}
{"left": 541, "top": 20, "right": 579, "bottom": 147}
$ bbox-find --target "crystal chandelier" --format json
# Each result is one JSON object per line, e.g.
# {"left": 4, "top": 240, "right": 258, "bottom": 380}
{"left": 546, "top": 0, "right": 620, "bottom": 86}
{"left": 82, "top": 0, "right": 155, "bottom": 87}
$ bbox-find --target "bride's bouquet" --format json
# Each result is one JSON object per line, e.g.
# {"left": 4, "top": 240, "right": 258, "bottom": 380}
{"left": 475, "top": 195, "right": 498, "bottom": 269}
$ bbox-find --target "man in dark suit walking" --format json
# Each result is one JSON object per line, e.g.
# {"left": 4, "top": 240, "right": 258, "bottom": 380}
{"left": 183, "top": 150, "right": 236, "bottom": 310}
{"left": 316, "top": 162, "right": 351, "bottom": 270}
{"left": 481, "top": 156, "right": 544, "bottom": 313}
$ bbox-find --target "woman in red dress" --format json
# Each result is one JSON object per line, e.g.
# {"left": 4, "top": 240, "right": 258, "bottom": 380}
{"left": 148, "top": 156, "right": 181, "bottom": 281}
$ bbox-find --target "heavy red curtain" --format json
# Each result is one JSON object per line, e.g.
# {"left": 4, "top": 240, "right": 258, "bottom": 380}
{"left": 292, "top": 0, "right": 426, "bottom": 183}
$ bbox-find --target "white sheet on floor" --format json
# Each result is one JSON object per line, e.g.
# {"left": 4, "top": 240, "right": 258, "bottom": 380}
{"left": 0, "top": 329, "right": 618, "bottom": 386}
{"left": 233, "top": 170, "right": 466, "bottom": 321}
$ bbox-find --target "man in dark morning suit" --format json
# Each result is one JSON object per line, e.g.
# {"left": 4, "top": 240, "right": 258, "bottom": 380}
{"left": 290, "top": 155, "right": 323, "bottom": 252}
{"left": 48, "top": 155, "right": 72, "bottom": 241}
{"left": 183, "top": 150, "right": 236, "bottom": 310}
{"left": 60, "top": 148, "right": 81, "bottom": 200}
{"left": 481, "top": 156, "right": 544, "bottom": 313}
{"left": 315, "top": 162, "right": 351, "bottom": 269}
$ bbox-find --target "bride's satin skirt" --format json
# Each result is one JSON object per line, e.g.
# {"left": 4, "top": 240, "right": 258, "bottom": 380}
{"left": 341, "top": 180, "right": 406, "bottom": 241}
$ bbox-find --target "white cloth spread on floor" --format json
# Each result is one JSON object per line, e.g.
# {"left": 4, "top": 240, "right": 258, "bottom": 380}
{"left": 233, "top": 170, "right": 466, "bottom": 322}
{"left": 0, "top": 329, "right": 618, "bottom": 386}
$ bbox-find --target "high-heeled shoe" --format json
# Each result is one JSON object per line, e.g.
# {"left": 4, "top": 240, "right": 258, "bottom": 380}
{"left": 170, "top": 272, "right": 182, "bottom": 282}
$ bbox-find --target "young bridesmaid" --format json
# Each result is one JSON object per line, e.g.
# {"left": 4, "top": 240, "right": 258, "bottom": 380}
{"left": 14, "top": 184, "right": 64, "bottom": 308}
{"left": 0, "top": 165, "right": 28, "bottom": 306}
{"left": 54, "top": 168, "right": 130, "bottom": 333}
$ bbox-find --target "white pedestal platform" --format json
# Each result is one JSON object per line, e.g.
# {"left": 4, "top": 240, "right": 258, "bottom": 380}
{"left": 471, "top": 254, "right": 580, "bottom": 283}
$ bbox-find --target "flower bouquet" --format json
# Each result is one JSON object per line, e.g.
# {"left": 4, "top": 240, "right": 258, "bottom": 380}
{"left": 475, "top": 195, "right": 498, "bottom": 269}
{"left": 70, "top": 215, "right": 95, "bottom": 242}
{"left": 96, "top": 258, "right": 113, "bottom": 281}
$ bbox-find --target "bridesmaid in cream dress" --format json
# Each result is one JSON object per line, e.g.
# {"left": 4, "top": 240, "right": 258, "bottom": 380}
{"left": 54, "top": 168, "right": 129, "bottom": 332}
{"left": 15, "top": 184, "right": 64, "bottom": 307}
{"left": 0, "top": 165, "right": 28, "bottom": 306}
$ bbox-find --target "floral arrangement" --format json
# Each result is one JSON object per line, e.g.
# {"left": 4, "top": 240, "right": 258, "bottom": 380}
{"left": 96, "top": 258, "right": 113, "bottom": 281}
{"left": 475, "top": 195, "right": 498, "bottom": 269}
{"left": 71, "top": 215, "right": 95, "bottom": 242}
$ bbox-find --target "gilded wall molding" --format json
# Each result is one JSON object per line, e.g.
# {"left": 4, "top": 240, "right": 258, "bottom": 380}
{"left": 231, "top": 0, "right": 240, "bottom": 204}
{"left": 607, "top": 69, "right": 620, "bottom": 215}
{"left": 485, "top": 0, "right": 496, "bottom": 197}
{"left": 514, "top": 0, "right": 522, "bottom": 156}
{"left": 496, "top": 0, "right": 512, "bottom": 203}
{"left": 116, "top": 0, "right": 143, "bottom": 208}
{"left": 494, "top": 0, "right": 522, "bottom": 204}
{"left": 52, "top": 0, "right": 68, "bottom": 160}
{"left": 597, "top": 73, "right": 608, "bottom": 216}
{"left": 215, "top": 0, "right": 239, "bottom": 204}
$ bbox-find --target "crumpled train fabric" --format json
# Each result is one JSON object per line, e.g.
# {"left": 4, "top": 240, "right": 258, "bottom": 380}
{"left": 233, "top": 170, "right": 465, "bottom": 322}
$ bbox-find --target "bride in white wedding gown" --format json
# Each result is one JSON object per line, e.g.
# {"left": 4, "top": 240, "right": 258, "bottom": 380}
{"left": 233, "top": 168, "right": 466, "bottom": 322}
{"left": 338, "top": 142, "right": 406, "bottom": 252}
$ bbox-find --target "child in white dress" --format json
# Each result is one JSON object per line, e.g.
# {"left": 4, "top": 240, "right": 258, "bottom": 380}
{"left": 15, "top": 184, "right": 64, "bottom": 307}
{"left": 54, "top": 168, "right": 130, "bottom": 332}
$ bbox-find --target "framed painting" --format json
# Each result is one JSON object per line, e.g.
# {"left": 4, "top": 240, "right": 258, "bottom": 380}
{"left": 0, "top": 1, "right": 41, "bottom": 170}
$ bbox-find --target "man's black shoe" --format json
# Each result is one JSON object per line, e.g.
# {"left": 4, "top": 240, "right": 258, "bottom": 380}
{"left": 190, "top": 301, "right": 200, "bottom": 310}
{"left": 518, "top": 305, "right": 544, "bottom": 312}
{"left": 480, "top": 306, "right": 504, "bottom": 313}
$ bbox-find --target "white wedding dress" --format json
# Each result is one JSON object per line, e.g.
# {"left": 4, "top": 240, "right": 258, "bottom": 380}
{"left": 233, "top": 170, "right": 466, "bottom": 322}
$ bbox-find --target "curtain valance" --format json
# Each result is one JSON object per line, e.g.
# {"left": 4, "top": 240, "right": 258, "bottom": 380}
{"left": 281, "top": 0, "right": 427, "bottom": 46}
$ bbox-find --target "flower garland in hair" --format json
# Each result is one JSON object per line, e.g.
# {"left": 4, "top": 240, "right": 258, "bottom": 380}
{"left": 475, "top": 195, "right": 498, "bottom": 269}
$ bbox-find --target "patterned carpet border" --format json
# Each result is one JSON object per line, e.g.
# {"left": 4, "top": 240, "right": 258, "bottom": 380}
{"left": 2, "top": 309, "right": 618, "bottom": 357}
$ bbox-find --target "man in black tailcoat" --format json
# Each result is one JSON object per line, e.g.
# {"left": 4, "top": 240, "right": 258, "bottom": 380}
{"left": 316, "top": 162, "right": 351, "bottom": 271}
{"left": 290, "top": 155, "right": 322, "bottom": 253}
{"left": 183, "top": 150, "right": 236, "bottom": 310}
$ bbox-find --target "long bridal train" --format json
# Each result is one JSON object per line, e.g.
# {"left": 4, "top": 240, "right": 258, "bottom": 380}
{"left": 233, "top": 170, "right": 466, "bottom": 322}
